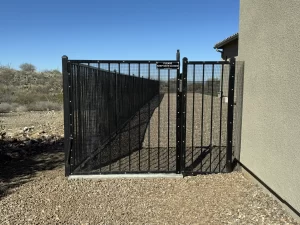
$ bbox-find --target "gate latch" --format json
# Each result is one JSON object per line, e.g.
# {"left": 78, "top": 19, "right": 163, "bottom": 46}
{"left": 179, "top": 79, "right": 182, "bottom": 92}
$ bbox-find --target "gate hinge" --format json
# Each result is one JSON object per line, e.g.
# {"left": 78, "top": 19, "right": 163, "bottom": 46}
{"left": 178, "top": 79, "right": 182, "bottom": 92}
{"left": 67, "top": 136, "right": 73, "bottom": 165}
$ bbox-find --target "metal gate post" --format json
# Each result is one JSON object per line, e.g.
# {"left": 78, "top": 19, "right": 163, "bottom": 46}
{"left": 62, "top": 55, "right": 72, "bottom": 176}
{"left": 176, "top": 50, "right": 181, "bottom": 173}
{"left": 226, "top": 57, "right": 236, "bottom": 172}
{"left": 176, "top": 49, "right": 180, "bottom": 61}
{"left": 181, "top": 57, "right": 187, "bottom": 173}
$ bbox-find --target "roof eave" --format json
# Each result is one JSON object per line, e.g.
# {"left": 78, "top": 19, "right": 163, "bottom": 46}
{"left": 214, "top": 33, "right": 239, "bottom": 49}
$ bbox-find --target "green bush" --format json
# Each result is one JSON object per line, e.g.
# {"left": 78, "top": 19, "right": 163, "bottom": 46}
{"left": 0, "top": 103, "right": 12, "bottom": 113}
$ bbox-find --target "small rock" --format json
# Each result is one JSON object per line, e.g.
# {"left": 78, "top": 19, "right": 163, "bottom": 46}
{"left": 23, "top": 126, "right": 34, "bottom": 133}
{"left": 0, "top": 131, "right": 6, "bottom": 139}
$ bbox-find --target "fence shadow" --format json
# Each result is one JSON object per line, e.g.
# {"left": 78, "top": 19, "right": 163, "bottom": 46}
{"left": 77, "top": 94, "right": 165, "bottom": 173}
{"left": 0, "top": 137, "right": 64, "bottom": 198}
{"left": 184, "top": 146, "right": 227, "bottom": 173}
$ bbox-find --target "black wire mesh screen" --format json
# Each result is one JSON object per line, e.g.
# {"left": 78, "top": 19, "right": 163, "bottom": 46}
{"left": 67, "top": 61, "right": 179, "bottom": 174}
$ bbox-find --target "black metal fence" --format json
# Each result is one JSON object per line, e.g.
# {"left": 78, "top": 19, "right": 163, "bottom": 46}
{"left": 63, "top": 57, "right": 180, "bottom": 175}
{"left": 62, "top": 53, "right": 244, "bottom": 176}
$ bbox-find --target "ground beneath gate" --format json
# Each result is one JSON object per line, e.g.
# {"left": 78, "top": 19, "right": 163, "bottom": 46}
{"left": 0, "top": 112, "right": 298, "bottom": 224}
{"left": 81, "top": 93, "right": 229, "bottom": 173}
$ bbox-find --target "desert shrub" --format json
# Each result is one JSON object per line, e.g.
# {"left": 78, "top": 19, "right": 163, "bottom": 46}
{"left": 14, "top": 91, "right": 43, "bottom": 105}
{"left": 0, "top": 66, "right": 16, "bottom": 85}
{"left": 0, "top": 63, "right": 63, "bottom": 110}
{"left": 10, "top": 103, "right": 20, "bottom": 108}
{"left": 27, "top": 101, "right": 62, "bottom": 111}
{"left": 0, "top": 103, "right": 30, "bottom": 112}
{"left": 52, "top": 93, "right": 64, "bottom": 103}
{"left": 15, "top": 105, "right": 28, "bottom": 112}
{"left": 0, "top": 103, "right": 12, "bottom": 113}
{"left": 19, "top": 63, "right": 36, "bottom": 73}
{"left": 0, "top": 93, "right": 16, "bottom": 103}
{"left": 51, "top": 69, "right": 61, "bottom": 74}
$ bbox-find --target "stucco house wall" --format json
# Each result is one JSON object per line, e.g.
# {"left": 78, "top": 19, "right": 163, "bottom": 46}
{"left": 238, "top": 0, "right": 300, "bottom": 215}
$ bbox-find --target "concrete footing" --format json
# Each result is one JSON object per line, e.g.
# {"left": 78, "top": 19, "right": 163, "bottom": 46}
{"left": 68, "top": 173, "right": 183, "bottom": 180}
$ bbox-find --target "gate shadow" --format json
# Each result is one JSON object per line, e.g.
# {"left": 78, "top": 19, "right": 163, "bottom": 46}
{"left": 77, "top": 94, "right": 165, "bottom": 173}
{"left": 184, "top": 145, "right": 227, "bottom": 173}
{"left": 0, "top": 136, "right": 64, "bottom": 198}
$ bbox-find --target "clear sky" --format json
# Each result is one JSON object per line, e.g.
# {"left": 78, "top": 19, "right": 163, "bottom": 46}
{"left": 0, "top": 0, "right": 239, "bottom": 71}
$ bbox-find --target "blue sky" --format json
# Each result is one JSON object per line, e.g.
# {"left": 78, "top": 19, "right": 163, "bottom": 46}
{"left": 0, "top": 0, "right": 239, "bottom": 71}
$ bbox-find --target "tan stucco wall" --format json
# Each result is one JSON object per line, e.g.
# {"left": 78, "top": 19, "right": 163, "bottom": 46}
{"left": 238, "top": 0, "right": 300, "bottom": 213}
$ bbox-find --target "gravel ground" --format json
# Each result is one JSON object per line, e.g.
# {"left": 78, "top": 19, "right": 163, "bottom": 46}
{"left": 0, "top": 111, "right": 64, "bottom": 162}
{"left": 143, "top": 93, "right": 229, "bottom": 173}
{"left": 143, "top": 93, "right": 228, "bottom": 148}
{"left": 0, "top": 111, "right": 64, "bottom": 138}
{"left": 0, "top": 111, "right": 299, "bottom": 224}
{"left": 1, "top": 157, "right": 299, "bottom": 224}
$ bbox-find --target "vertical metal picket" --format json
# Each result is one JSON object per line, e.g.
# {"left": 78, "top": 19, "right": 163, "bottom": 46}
{"left": 226, "top": 57, "right": 236, "bottom": 172}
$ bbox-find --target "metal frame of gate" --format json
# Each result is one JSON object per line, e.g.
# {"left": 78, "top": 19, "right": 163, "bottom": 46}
{"left": 62, "top": 50, "right": 237, "bottom": 176}
{"left": 180, "top": 57, "right": 236, "bottom": 175}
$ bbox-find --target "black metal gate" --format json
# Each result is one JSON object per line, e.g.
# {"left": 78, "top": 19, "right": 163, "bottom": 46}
{"left": 62, "top": 50, "right": 240, "bottom": 176}
{"left": 180, "top": 58, "right": 236, "bottom": 175}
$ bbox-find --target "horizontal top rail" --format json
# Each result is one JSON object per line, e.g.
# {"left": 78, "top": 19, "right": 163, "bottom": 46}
{"left": 69, "top": 63, "right": 159, "bottom": 80}
{"left": 68, "top": 60, "right": 179, "bottom": 64}
{"left": 187, "top": 61, "right": 230, "bottom": 65}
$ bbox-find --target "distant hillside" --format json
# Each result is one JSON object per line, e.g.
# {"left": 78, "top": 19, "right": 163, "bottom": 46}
{"left": 0, "top": 63, "right": 63, "bottom": 112}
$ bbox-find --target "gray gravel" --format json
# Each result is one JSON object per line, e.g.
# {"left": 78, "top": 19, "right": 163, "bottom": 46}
{"left": 144, "top": 93, "right": 228, "bottom": 148}
{"left": 0, "top": 108, "right": 299, "bottom": 224}
{"left": 1, "top": 154, "right": 298, "bottom": 224}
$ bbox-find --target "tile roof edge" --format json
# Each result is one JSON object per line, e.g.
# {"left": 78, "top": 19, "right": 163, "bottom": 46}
{"left": 214, "top": 33, "right": 239, "bottom": 49}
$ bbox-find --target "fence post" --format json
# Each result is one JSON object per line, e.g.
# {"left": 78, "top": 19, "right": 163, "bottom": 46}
{"left": 176, "top": 56, "right": 187, "bottom": 174}
{"left": 226, "top": 57, "right": 236, "bottom": 172}
{"left": 62, "top": 55, "right": 71, "bottom": 176}
{"left": 176, "top": 56, "right": 182, "bottom": 174}
{"left": 176, "top": 49, "right": 180, "bottom": 61}
{"left": 181, "top": 57, "right": 187, "bottom": 173}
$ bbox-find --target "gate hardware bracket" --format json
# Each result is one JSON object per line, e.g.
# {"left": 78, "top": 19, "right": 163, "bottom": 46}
{"left": 178, "top": 79, "right": 182, "bottom": 92}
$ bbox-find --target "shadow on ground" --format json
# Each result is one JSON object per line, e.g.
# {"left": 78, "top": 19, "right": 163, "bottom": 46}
{"left": 75, "top": 93, "right": 229, "bottom": 174}
{"left": 77, "top": 94, "right": 165, "bottom": 174}
{"left": 0, "top": 137, "right": 64, "bottom": 198}
{"left": 185, "top": 146, "right": 227, "bottom": 173}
